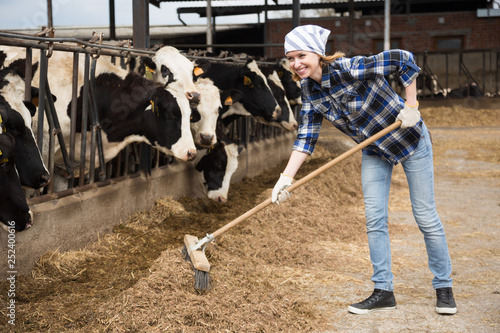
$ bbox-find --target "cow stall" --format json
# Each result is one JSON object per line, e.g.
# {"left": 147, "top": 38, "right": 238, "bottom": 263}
{"left": 0, "top": 31, "right": 298, "bottom": 277}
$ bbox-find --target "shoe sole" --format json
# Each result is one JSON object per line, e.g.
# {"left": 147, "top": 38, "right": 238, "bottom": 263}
{"left": 436, "top": 306, "right": 457, "bottom": 315}
{"left": 347, "top": 305, "right": 396, "bottom": 315}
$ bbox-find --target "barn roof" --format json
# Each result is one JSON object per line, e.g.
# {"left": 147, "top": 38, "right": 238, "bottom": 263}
{"left": 153, "top": 0, "right": 489, "bottom": 18}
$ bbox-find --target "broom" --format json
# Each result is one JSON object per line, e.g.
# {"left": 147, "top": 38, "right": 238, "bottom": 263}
{"left": 183, "top": 121, "right": 402, "bottom": 291}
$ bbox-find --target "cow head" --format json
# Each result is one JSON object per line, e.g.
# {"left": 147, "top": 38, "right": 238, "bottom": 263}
{"left": 277, "top": 58, "right": 302, "bottom": 105}
{"left": 263, "top": 70, "right": 298, "bottom": 131}
{"left": 0, "top": 66, "right": 50, "bottom": 189}
{"left": 195, "top": 141, "right": 241, "bottom": 203}
{"left": 237, "top": 60, "right": 281, "bottom": 121}
{"left": 190, "top": 78, "right": 220, "bottom": 147}
{"left": 151, "top": 46, "right": 201, "bottom": 108}
{"left": 145, "top": 81, "right": 197, "bottom": 162}
{"left": 0, "top": 130, "right": 33, "bottom": 231}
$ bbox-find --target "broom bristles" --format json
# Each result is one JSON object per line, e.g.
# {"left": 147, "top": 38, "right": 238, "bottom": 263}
{"left": 181, "top": 245, "right": 211, "bottom": 291}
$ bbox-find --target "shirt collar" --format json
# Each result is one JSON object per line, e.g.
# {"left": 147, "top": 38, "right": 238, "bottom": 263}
{"left": 303, "top": 64, "right": 333, "bottom": 92}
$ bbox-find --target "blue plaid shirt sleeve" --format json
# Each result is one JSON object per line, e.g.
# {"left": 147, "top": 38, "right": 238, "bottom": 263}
{"left": 292, "top": 97, "right": 324, "bottom": 154}
{"left": 347, "top": 50, "right": 420, "bottom": 87}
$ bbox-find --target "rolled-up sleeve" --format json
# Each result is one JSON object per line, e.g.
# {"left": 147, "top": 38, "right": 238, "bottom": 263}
{"left": 292, "top": 99, "right": 323, "bottom": 155}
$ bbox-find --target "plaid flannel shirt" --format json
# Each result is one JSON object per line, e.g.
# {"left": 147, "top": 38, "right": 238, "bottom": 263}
{"left": 293, "top": 49, "right": 423, "bottom": 164}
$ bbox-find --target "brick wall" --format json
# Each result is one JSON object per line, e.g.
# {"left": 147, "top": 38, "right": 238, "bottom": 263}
{"left": 266, "top": 11, "right": 500, "bottom": 58}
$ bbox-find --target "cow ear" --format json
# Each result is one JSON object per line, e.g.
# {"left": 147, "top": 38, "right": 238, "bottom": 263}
{"left": 0, "top": 51, "right": 6, "bottom": 68}
{"left": 220, "top": 89, "right": 243, "bottom": 106}
{"left": 142, "top": 57, "right": 156, "bottom": 71}
{"left": 8, "top": 59, "right": 39, "bottom": 80}
{"left": 23, "top": 101, "right": 37, "bottom": 117}
{"left": 30, "top": 87, "right": 57, "bottom": 107}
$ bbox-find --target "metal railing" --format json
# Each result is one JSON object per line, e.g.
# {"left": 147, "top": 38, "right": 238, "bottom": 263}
{"left": 0, "top": 31, "right": 288, "bottom": 202}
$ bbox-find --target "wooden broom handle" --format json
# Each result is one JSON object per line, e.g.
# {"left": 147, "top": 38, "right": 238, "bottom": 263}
{"left": 212, "top": 121, "right": 402, "bottom": 239}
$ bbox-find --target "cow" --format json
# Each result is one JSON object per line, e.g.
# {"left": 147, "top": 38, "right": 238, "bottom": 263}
{"left": 218, "top": 65, "right": 298, "bottom": 132}
{"left": 194, "top": 140, "right": 241, "bottom": 203}
{"left": 0, "top": 129, "right": 33, "bottom": 231}
{"left": 277, "top": 58, "right": 301, "bottom": 106}
{"left": 129, "top": 48, "right": 221, "bottom": 148}
{"left": 258, "top": 64, "right": 298, "bottom": 131}
{"left": 0, "top": 54, "right": 50, "bottom": 189}
{"left": 193, "top": 58, "right": 281, "bottom": 122}
{"left": 20, "top": 50, "right": 197, "bottom": 168}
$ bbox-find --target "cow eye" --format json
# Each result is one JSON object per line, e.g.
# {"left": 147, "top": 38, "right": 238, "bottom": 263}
{"left": 161, "top": 65, "right": 172, "bottom": 78}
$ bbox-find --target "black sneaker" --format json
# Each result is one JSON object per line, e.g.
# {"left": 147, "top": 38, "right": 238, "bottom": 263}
{"left": 348, "top": 289, "right": 397, "bottom": 314}
{"left": 436, "top": 287, "right": 457, "bottom": 315}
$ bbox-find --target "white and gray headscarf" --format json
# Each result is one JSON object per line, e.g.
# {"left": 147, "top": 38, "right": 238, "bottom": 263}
{"left": 284, "top": 25, "right": 331, "bottom": 56}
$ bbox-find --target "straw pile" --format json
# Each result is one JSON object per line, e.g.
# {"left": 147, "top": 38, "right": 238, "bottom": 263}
{"left": 0, "top": 97, "right": 498, "bottom": 332}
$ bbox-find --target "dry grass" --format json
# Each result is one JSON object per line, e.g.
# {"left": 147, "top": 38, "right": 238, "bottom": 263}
{"left": 0, "top": 98, "right": 498, "bottom": 332}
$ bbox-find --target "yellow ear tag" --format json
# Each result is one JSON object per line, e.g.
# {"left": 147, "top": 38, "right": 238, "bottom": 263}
{"left": 32, "top": 96, "right": 39, "bottom": 107}
{"left": 243, "top": 76, "right": 252, "bottom": 86}
{"left": 194, "top": 67, "right": 204, "bottom": 76}
{"left": 150, "top": 100, "right": 159, "bottom": 116}
{"left": 145, "top": 66, "right": 154, "bottom": 80}
{"left": 224, "top": 96, "right": 233, "bottom": 106}
{"left": 0, "top": 149, "right": 8, "bottom": 163}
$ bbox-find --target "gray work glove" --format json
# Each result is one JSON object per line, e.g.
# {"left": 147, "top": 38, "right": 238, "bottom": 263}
{"left": 272, "top": 173, "right": 293, "bottom": 204}
{"left": 397, "top": 102, "right": 421, "bottom": 128}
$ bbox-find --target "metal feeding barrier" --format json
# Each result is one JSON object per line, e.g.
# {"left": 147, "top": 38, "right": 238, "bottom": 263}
{"left": 0, "top": 29, "right": 290, "bottom": 202}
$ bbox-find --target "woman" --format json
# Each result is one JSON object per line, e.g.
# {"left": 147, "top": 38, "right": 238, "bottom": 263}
{"left": 272, "top": 25, "right": 456, "bottom": 315}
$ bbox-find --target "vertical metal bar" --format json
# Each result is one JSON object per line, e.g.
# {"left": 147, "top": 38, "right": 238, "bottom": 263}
{"left": 89, "top": 58, "right": 107, "bottom": 182}
{"left": 24, "top": 47, "right": 32, "bottom": 102}
{"left": 133, "top": 0, "right": 150, "bottom": 49}
{"left": 37, "top": 50, "right": 47, "bottom": 150}
{"left": 292, "top": 0, "right": 301, "bottom": 28}
{"left": 445, "top": 53, "right": 449, "bottom": 96}
{"left": 79, "top": 54, "right": 91, "bottom": 186}
{"left": 68, "top": 52, "right": 79, "bottom": 188}
{"left": 384, "top": 0, "right": 391, "bottom": 51}
{"left": 47, "top": 0, "right": 53, "bottom": 28}
{"left": 483, "top": 51, "right": 486, "bottom": 95}
{"left": 458, "top": 52, "right": 462, "bottom": 97}
{"left": 422, "top": 51, "right": 427, "bottom": 98}
{"left": 109, "top": 0, "right": 116, "bottom": 40}
{"left": 207, "top": 0, "right": 213, "bottom": 53}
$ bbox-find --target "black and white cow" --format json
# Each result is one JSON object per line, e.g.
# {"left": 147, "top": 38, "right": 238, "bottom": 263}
{"left": 193, "top": 59, "right": 281, "bottom": 122}
{"left": 277, "top": 58, "right": 302, "bottom": 106}
{"left": 0, "top": 129, "right": 32, "bottom": 231}
{"left": 28, "top": 50, "right": 197, "bottom": 165}
{"left": 257, "top": 64, "right": 298, "bottom": 131}
{"left": 194, "top": 140, "right": 241, "bottom": 203}
{"left": 0, "top": 54, "right": 50, "bottom": 189}
{"left": 129, "top": 47, "right": 221, "bottom": 148}
{"left": 1, "top": 46, "right": 197, "bottom": 167}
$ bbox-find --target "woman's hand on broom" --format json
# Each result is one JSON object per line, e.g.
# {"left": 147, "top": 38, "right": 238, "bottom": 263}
{"left": 272, "top": 173, "right": 293, "bottom": 204}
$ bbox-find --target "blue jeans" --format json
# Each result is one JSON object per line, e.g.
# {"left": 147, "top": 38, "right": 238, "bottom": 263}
{"left": 361, "top": 124, "right": 453, "bottom": 291}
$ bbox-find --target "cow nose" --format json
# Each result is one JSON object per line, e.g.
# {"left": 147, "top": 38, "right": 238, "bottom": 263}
{"left": 217, "top": 196, "right": 227, "bottom": 203}
{"left": 39, "top": 171, "right": 51, "bottom": 188}
{"left": 186, "top": 91, "right": 201, "bottom": 108}
{"left": 199, "top": 133, "right": 214, "bottom": 147}
{"left": 187, "top": 149, "right": 197, "bottom": 161}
